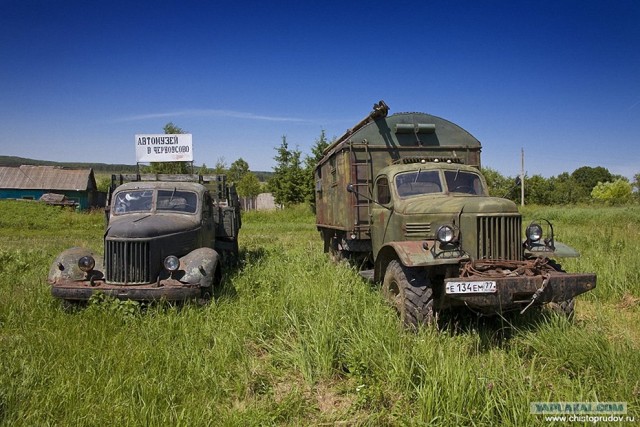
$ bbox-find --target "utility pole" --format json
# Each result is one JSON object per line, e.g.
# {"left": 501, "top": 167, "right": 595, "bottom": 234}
{"left": 521, "top": 148, "right": 525, "bottom": 206}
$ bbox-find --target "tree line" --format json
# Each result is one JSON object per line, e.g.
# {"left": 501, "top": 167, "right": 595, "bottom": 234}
{"left": 483, "top": 166, "right": 638, "bottom": 206}
{"left": 0, "top": 155, "right": 139, "bottom": 173}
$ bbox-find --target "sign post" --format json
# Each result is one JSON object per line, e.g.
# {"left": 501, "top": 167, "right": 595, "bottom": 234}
{"left": 135, "top": 134, "right": 193, "bottom": 163}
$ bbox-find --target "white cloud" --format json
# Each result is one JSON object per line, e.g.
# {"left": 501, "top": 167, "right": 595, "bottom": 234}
{"left": 113, "top": 109, "right": 310, "bottom": 123}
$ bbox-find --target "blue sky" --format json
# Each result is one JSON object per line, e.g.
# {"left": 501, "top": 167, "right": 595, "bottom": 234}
{"left": 1, "top": 0, "right": 639, "bottom": 179}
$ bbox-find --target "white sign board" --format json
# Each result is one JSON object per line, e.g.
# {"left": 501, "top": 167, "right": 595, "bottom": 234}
{"left": 135, "top": 134, "right": 193, "bottom": 162}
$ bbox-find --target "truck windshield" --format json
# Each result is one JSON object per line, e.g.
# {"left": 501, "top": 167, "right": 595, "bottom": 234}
{"left": 395, "top": 170, "right": 443, "bottom": 197}
{"left": 444, "top": 170, "right": 486, "bottom": 195}
{"left": 157, "top": 190, "right": 198, "bottom": 213}
{"left": 113, "top": 190, "right": 153, "bottom": 214}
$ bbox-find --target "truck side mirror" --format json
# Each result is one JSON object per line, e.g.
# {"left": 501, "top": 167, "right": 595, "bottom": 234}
{"left": 345, "top": 182, "right": 392, "bottom": 211}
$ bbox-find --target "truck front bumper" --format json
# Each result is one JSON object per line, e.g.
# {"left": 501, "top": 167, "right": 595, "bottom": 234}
{"left": 50, "top": 279, "right": 201, "bottom": 302}
{"left": 442, "top": 272, "right": 596, "bottom": 313}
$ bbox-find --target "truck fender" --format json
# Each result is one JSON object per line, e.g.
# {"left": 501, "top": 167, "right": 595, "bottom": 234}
{"left": 374, "top": 242, "right": 466, "bottom": 282}
{"left": 178, "top": 247, "right": 221, "bottom": 288}
{"left": 48, "top": 247, "right": 104, "bottom": 285}
{"left": 524, "top": 241, "right": 581, "bottom": 258}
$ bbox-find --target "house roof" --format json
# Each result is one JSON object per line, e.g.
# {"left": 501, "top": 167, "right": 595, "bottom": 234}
{"left": 0, "top": 165, "right": 96, "bottom": 191}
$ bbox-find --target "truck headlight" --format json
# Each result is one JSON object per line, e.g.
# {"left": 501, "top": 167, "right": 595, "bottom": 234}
{"left": 78, "top": 255, "right": 95, "bottom": 272}
{"left": 526, "top": 224, "right": 543, "bottom": 242}
{"left": 436, "top": 225, "right": 455, "bottom": 243}
{"left": 164, "top": 255, "right": 180, "bottom": 272}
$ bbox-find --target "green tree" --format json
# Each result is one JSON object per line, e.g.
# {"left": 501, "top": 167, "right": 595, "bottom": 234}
{"left": 481, "top": 167, "right": 513, "bottom": 199}
{"left": 547, "top": 173, "right": 579, "bottom": 205}
{"left": 96, "top": 175, "right": 112, "bottom": 192}
{"left": 212, "top": 157, "right": 227, "bottom": 175}
{"left": 268, "top": 136, "right": 306, "bottom": 206}
{"left": 149, "top": 122, "right": 190, "bottom": 174}
{"left": 236, "top": 172, "right": 262, "bottom": 199}
{"left": 591, "top": 179, "right": 633, "bottom": 205}
{"left": 571, "top": 166, "right": 614, "bottom": 202}
{"left": 526, "top": 174, "right": 554, "bottom": 205}
{"left": 304, "top": 130, "right": 331, "bottom": 207}
{"left": 228, "top": 158, "right": 250, "bottom": 183}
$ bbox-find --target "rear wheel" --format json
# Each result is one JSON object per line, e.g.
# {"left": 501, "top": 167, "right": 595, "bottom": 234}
{"left": 382, "top": 260, "right": 434, "bottom": 328}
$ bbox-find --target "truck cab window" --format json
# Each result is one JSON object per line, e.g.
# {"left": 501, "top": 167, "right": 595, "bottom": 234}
{"left": 157, "top": 190, "right": 198, "bottom": 213}
{"left": 395, "top": 171, "right": 442, "bottom": 197}
{"left": 376, "top": 177, "right": 391, "bottom": 204}
{"left": 113, "top": 190, "right": 153, "bottom": 214}
{"left": 444, "top": 170, "right": 485, "bottom": 195}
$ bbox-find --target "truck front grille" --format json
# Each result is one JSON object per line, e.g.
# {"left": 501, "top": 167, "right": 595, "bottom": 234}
{"left": 477, "top": 215, "right": 522, "bottom": 260}
{"left": 105, "top": 240, "right": 150, "bottom": 284}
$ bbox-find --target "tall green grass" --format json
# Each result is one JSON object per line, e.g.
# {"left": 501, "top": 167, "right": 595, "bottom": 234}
{"left": 0, "top": 201, "right": 638, "bottom": 425}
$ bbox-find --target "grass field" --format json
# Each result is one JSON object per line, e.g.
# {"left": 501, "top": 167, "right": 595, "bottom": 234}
{"left": 0, "top": 200, "right": 638, "bottom": 425}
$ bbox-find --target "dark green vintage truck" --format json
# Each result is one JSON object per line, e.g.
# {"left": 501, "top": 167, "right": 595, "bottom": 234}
{"left": 48, "top": 174, "right": 240, "bottom": 303}
{"left": 315, "top": 101, "right": 596, "bottom": 327}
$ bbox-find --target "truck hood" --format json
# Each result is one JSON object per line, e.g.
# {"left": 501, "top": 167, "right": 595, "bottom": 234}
{"left": 106, "top": 214, "right": 200, "bottom": 239}
{"left": 396, "top": 195, "right": 519, "bottom": 215}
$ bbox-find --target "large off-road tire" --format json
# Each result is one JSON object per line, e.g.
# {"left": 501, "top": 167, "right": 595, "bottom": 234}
{"left": 382, "top": 260, "right": 434, "bottom": 328}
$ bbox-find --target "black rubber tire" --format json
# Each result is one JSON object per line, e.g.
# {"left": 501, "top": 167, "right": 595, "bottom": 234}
{"left": 222, "top": 240, "right": 239, "bottom": 263}
{"left": 328, "top": 236, "right": 347, "bottom": 263}
{"left": 382, "top": 260, "right": 434, "bottom": 328}
{"left": 200, "top": 285, "right": 213, "bottom": 301}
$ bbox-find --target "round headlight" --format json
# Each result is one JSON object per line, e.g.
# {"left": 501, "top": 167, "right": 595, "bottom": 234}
{"left": 526, "top": 224, "right": 543, "bottom": 242}
{"left": 78, "top": 255, "right": 96, "bottom": 273}
{"left": 163, "top": 255, "right": 180, "bottom": 272}
{"left": 78, "top": 255, "right": 95, "bottom": 272}
{"left": 436, "top": 225, "right": 455, "bottom": 243}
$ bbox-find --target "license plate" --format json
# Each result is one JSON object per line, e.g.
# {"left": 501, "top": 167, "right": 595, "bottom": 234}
{"left": 446, "top": 280, "right": 497, "bottom": 294}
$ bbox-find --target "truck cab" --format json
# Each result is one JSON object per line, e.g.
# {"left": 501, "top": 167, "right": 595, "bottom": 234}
{"left": 370, "top": 162, "right": 503, "bottom": 256}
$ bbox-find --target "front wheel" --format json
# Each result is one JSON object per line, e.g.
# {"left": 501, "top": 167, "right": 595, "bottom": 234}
{"left": 382, "top": 260, "right": 434, "bottom": 328}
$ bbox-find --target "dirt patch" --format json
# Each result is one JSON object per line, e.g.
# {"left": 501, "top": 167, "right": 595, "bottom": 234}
{"left": 617, "top": 293, "right": 640, "bottom": 310}
{"left": 312, "top": 380, "right": 354, "bottom": 415}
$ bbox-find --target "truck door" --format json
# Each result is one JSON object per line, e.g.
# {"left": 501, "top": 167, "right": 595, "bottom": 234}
{"left": 202, "top": 192, "right": 216, "bottom": 248}
{"left": 370, "top": 176, "right": 393, "bottom": 257}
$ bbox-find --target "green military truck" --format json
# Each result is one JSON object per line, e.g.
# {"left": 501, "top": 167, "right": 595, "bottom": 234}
{"left": 48, "top": 174, "right": 240, "bottom": 303}
{"left": 315, "top": 101, "right": 596, "bottom": 327}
